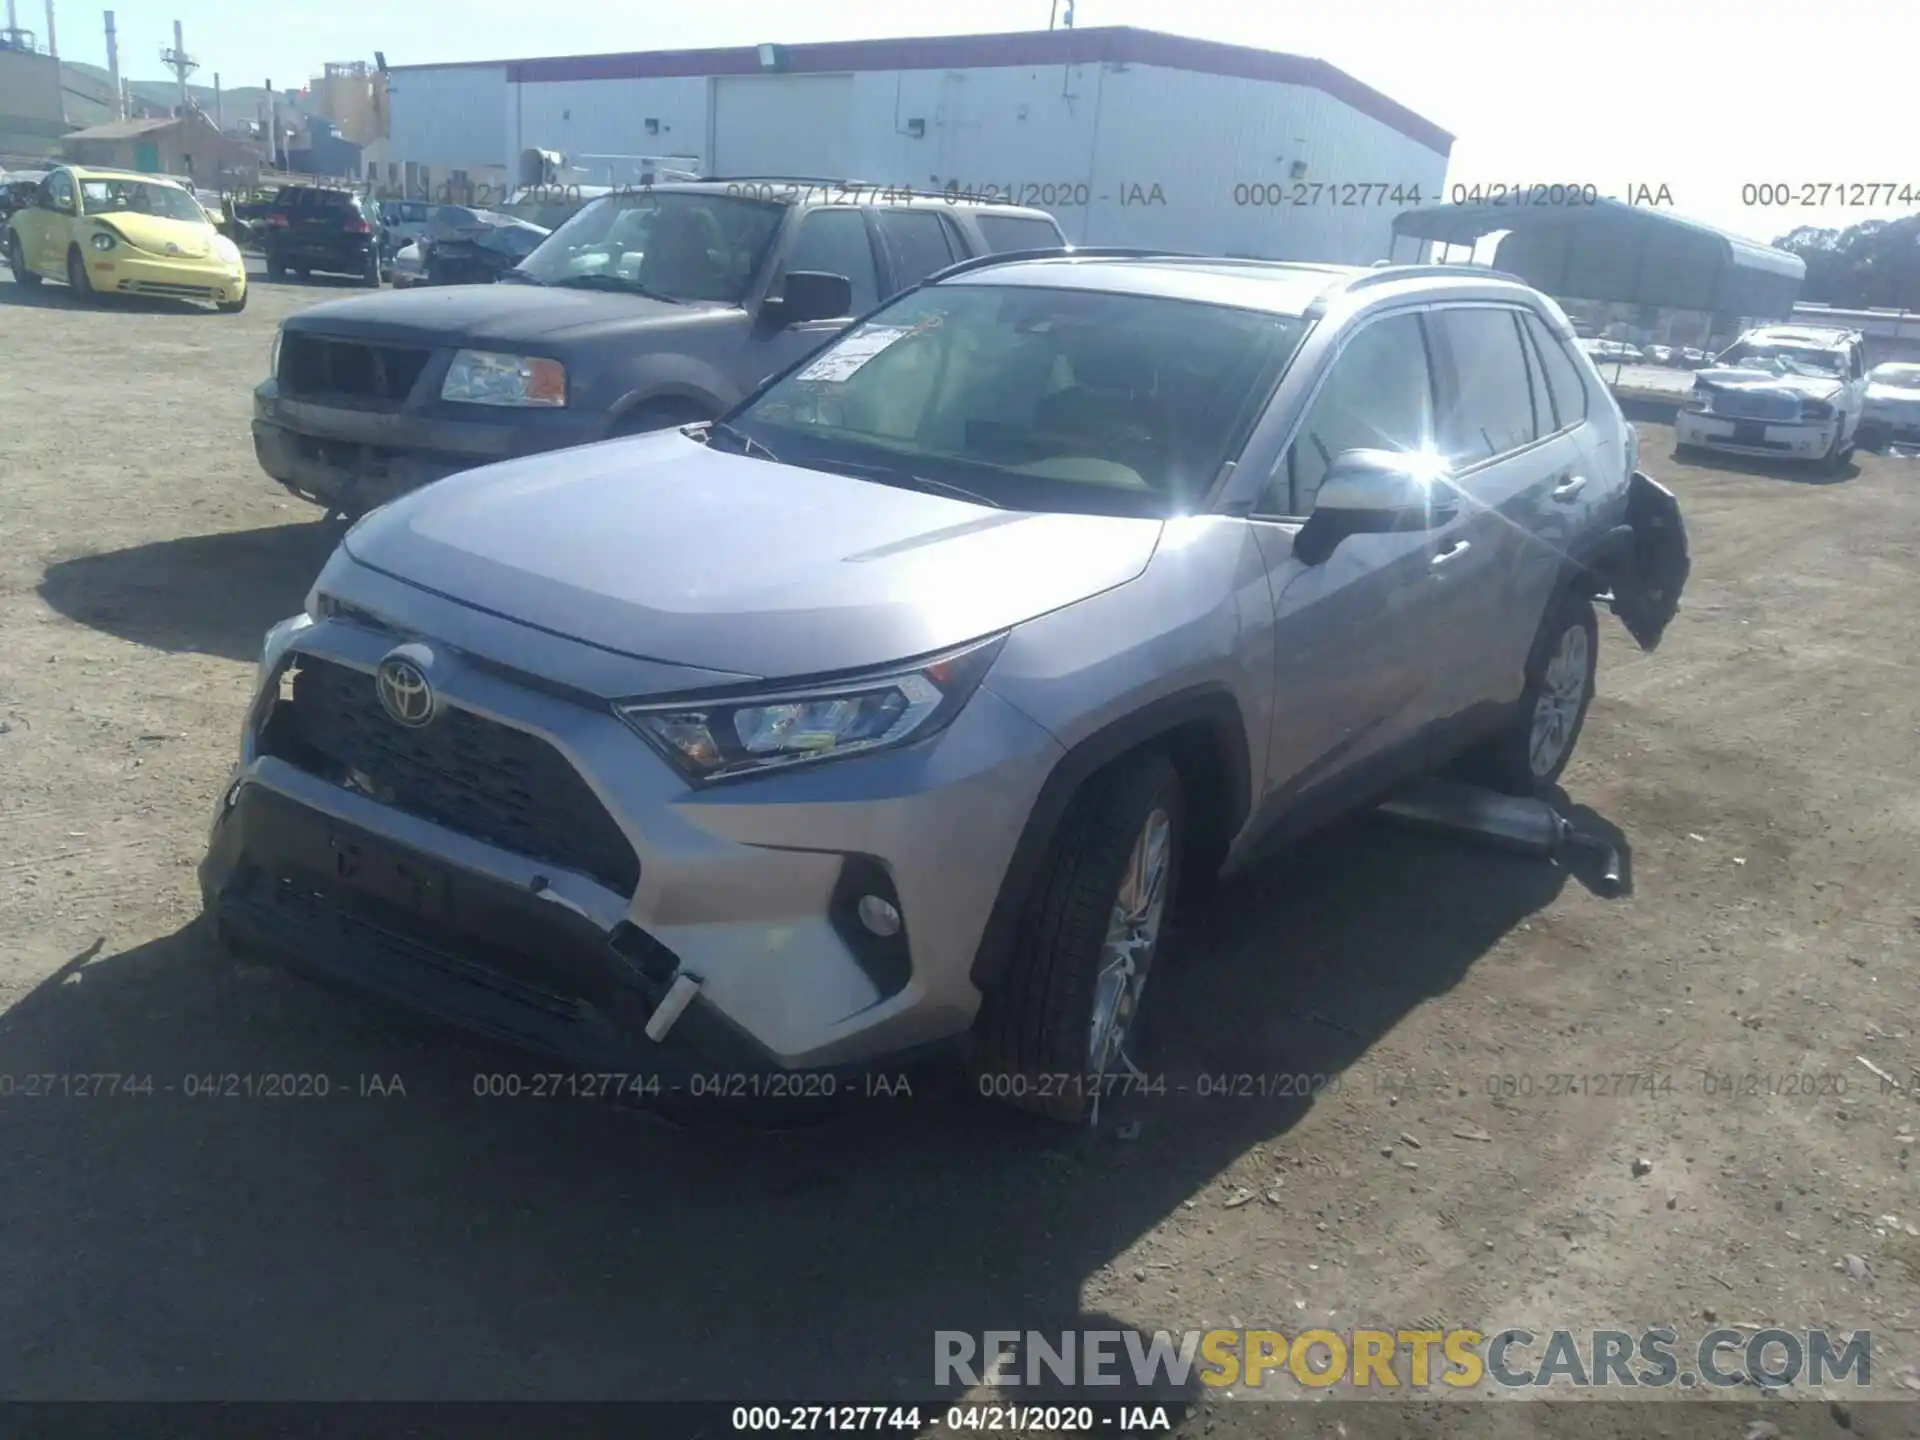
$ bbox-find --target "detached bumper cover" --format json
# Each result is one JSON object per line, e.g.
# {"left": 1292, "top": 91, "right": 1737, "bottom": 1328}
{"left": 200, "top": 784, "right": 914, "bottom": 1084}
{"left": 1610, "top": 471, "right": 1689, "bottom": 652}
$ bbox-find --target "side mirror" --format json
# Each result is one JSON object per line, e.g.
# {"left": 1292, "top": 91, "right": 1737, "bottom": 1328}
{"left": 1295, "top": 449, "right": 1457, "bottom": 566}
{"left": 768, "top": 270, "right": 852, "bottom": 326}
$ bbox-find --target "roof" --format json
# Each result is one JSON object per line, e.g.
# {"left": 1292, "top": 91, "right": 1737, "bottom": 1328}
{"left": 1391, "top": 197, "right": 1806, "bottom": 318}
{"left": 60, "top": 165, "right": 194, "bottom": 187}
{"left": 943, "top": 253, "right": 1372, "bottom": 315}
{"left": 1745, "top": 325, "right": 1859, "bottom": 347}
{"left": 391, "top": 26, "right": 1452, "bottom": 156}
{"left": 62, "top": 116, "right": 181, "bottom": 140}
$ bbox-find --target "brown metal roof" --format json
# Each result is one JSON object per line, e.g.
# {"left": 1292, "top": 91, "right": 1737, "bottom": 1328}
{"left": 390, "top": 26, "right": 1452, "bottom": 156}
{"left": 63, "top": 116, "right": 181, "bottom": 141}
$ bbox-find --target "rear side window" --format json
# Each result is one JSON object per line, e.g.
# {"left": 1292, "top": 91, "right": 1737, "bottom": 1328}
{"left": 976, "top": 214, "right": 1067, "bottom": 253}
{"left": 1430, "top": 307, "right": 1540, "bottom": 463}
{"left": 873, "top": 208, "right": 961, "bottom": 291}
{"left": 1270, "top": 311, "right": 1436, "bottom": 516}
{"left": 1521, "top": 312, "right": 1590, "bottom": 429}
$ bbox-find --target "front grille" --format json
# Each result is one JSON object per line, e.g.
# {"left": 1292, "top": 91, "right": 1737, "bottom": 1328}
{"left": 259, "top": 655, "right": 640, "bottom": 896}
{"left": 1705, "top": 388, "right": 1799, "bottom": 422}
{"left": 123, "top": 280, "right": 216, "bottom": 298}
{"left": 279, "top": 332, "right": 432, "bottom": 403}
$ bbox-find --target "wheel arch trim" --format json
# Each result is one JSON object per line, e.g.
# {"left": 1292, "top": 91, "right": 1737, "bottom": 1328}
{"left": 968, "top": 684, "right": 1251, "bottom": 993}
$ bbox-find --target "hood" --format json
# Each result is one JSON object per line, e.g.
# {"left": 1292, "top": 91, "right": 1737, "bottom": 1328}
{"left": 282, "top": 282, "right": 710, "bottom": 347}
{"left": 92, "top": 212, "right": 219, "bottom": 259}
{"left": 1694, "top": 365, "right": 1842, "bottom": 400}
{"left": 1866, "top": 382, "right": 1920, "bottom": 408}
{"left": 341, "top": 432, "right": 1162, "bottom": 683}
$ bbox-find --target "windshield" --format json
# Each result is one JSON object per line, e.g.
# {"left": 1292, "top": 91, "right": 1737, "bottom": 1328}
{"left": 516, "top": 191, "right": 785, "bottom": 302}
{"left": 501, "top": 200, "right": 584, "bottom": 231}
{"left": 1870, "top": 363, "right": 1920, "bottom": 388}
{"left": 1716, "top": 344, "right": 1845, "bottom": 378}
{"left": 728, "top": 282, "right": 1311, "bottom": 518}
{"left": 81, "top": 178, "right": 206, "bottom": 224}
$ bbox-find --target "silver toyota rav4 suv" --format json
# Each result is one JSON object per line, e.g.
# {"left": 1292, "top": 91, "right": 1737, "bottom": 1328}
{"left": 201, "top": 250, "right": 1688, "bottom": 1121}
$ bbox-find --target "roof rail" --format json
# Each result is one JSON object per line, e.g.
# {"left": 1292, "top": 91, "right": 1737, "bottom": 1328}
{"left": 1342, "top": 262, "right": 1530, "bottom": 291}
{"left": 925, "top": 246, "right": 1195, "bottom": 283}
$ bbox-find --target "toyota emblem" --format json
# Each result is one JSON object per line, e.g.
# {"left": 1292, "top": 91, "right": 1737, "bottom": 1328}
{"left": 164, "top": 241, "right": 180, "bottom": 255}
{"left": 375, "top": 652, "right": 436, "bottom": 727}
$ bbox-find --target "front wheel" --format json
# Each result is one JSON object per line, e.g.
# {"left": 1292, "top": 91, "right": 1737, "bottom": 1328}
{"left": 1456, "top": 589, "right": 1599, "bottom": 797}
{"left": 8, "top": 232, "right": 39, "bottom": 285}
{"left": 970, "top": 750, "right": 1184, "bottom": 1123}
{"left": 66, "top": 246, "right": 94, "bottom": 302}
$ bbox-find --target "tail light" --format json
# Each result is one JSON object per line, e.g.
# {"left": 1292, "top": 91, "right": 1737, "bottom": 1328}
{"left": 343, "top": 216, "right": 371, "bottom": 234}
{"left": 266, "top": 213, "right": 289, "bottom": 227}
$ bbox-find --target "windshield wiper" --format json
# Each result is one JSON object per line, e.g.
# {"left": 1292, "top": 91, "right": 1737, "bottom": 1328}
{"left": 807, "top": 459, "right": 1002, "bottom": 509}
{"left": 707, "top": 421, "right": 779, "bottom": 462}
{"left": 548, "top": 272, "right": 684, "bottom": 303}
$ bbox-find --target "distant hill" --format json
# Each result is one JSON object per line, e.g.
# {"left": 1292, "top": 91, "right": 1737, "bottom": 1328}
{"left": 61, "top": 59, "right": 303, "bottom": 128}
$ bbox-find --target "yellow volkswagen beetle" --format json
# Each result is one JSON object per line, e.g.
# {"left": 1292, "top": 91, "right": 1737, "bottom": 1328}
{"left": 5, "top": 164, "right": 248, "bottom": 313}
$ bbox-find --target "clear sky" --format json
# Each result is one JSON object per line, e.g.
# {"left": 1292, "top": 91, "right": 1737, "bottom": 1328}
{"left": 53, "top": 0, "right": 1913, "bottom": 245}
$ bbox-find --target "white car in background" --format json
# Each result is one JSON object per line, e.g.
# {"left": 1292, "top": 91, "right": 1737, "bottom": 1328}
{"left": 390, "top": 240, "right": 425, "bottom": 288}
{"left": 1580, "top": 339, "right": 1645, "bottom": 366}
{"left": 1676, "top": 326, "right": 1868, "bottom": 470}
{"left": 1861, "top": 361, "right": 1920, "bottom": 448}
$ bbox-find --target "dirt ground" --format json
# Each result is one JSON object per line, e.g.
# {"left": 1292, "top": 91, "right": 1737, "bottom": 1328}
{"left": 2, "top": 270, "right": 1918, "bottom": 1434}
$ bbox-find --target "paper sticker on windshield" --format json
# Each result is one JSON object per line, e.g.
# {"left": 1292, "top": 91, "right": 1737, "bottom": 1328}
{"left": 795, "top": 326, "right": 913, "bottom": 384}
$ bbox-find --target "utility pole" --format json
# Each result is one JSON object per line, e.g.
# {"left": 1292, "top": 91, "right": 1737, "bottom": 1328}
{"left": 212, "top": 71, "right": 221, "bottom": 129}
{"left": 42, "top": 0, "right": 55, "bottom": 55}
{"left": 160, "top": 17, "right": 196, "bottom": 114}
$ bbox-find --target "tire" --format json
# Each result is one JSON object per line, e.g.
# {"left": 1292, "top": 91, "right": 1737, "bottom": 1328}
{"left": 8, "top": 231, "right": 38, "bottom": 285}
{"left": 217, "top": 288, "right": 247, "bottom": 314}
{"left": 1819, "top": 422, "right": 1849, "bottom": 475}
{"left": 362, "top": 252, "right": 382, "bottom": 287}
{"left": 611, "top": 400, "right": 713, "bottom": 437}
{"left": 970, "top": 750, "right": 1184, "bottom": 1123}
{"left": 265, "top": 252, "right": 284, "bottom": 281}
{"left": 1456, "top": 588, "right": 1599, "bottom": 797}
{"left": 66, "top": 245, "right": 94, "bottom": 302}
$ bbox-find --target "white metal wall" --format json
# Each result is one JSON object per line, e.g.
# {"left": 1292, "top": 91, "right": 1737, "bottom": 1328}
{"left": 390, "top": 57, "right": 1447, "bottom": 263}
{"left": 510, "top": 75, "right": 708, "bottom": 174}
{"left": 386, "top": 64, "right": 510, "bottom": 178}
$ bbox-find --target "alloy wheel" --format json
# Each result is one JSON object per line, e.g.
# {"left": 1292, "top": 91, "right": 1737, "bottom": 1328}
{"left": 1529, "top": 625, "right": 1590, "bottom": 777}
{"left": 1088, "top": 807, "right": 1172, "bottom": 1080}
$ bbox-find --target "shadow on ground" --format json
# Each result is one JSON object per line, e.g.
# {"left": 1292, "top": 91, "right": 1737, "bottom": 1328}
{"left": 39, "top": 520, "right": 346, "bottom": 662}
{"left": 1669, "top": 445, "right": 1859, "bottom": 486}
{"left": 0, "top": 804, "right": 1610, "bottom": 1404}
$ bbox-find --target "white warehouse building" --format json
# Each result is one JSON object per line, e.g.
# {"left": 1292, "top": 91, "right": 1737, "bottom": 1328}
{"left": 386, "top": 26, "right": 1453, "bottom": 263}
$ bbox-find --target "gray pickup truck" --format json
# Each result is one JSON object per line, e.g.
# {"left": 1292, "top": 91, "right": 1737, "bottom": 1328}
{"left": 251, "top": 180, "right": 1066, "bottom": 515}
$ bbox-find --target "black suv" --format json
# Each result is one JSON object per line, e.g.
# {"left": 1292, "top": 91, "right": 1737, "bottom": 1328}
{"left": 251, "top": 179, "right": 1067, "bottom": 513}
{"left": 263, "top": 185, "right": 388, "bottom": 285}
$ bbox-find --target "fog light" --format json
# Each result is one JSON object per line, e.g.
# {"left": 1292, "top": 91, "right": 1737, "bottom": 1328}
{"left": 857, "top": 894, "right": 902, "bottom": 937}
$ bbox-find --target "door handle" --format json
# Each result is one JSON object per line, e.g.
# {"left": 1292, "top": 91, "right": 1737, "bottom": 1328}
{"left": 1552, "top": 475, "right": 1587, "bottom": 502}
{"left": 1431, "top": 540, "right": 1471, "bottom": 567}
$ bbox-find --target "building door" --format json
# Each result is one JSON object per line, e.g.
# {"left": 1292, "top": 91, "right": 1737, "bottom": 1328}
{"left": 134, "top": 142, "right": 160, "bottom": 173}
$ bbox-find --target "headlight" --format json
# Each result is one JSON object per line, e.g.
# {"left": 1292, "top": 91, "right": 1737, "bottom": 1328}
{"left": 1800, "top": 399, "right": 1835, "bottom": 422}
{"left": 268, "top": 325, "right": 283, "bottom": 378}
{"left": 441, "top": 349, "right": 567, "bottom": 407}
{"left": 90, "top": 231, "right": 116, "bottom": 252}
{"left": 615, "top": 634, "right": 1007, "bottom": 783}
{"left": 1683, "top": 388, "right": 1712, "bottom": 413}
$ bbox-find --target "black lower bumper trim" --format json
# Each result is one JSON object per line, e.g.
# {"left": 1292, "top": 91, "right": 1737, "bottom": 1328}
{"left": 200, "top": 784, "right": 782, "bottom": 1079}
